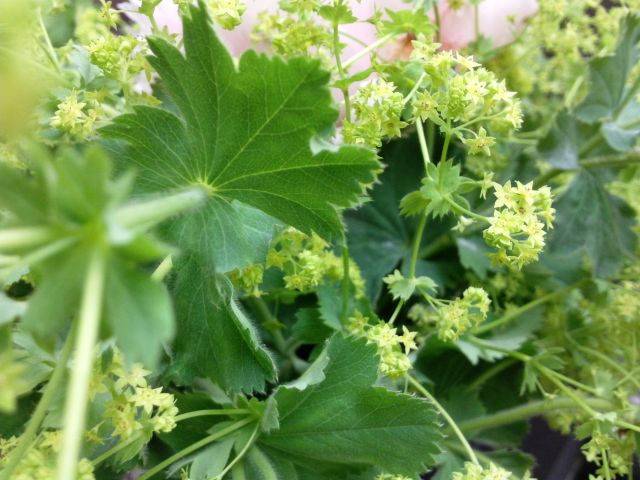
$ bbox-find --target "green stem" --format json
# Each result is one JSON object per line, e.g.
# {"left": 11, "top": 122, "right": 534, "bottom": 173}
{"left": 332, "top": 23, "right": 352, "bottom": 122}
{"left": 57, "top": 249, "right": 106, "bottom": 480}
{"left": 37, "top": 9, "right": 61, "bottom": 73}
{"left": 570, "top": 341, "right": 640, "bottom": 390}
{"left": 409, "top": 211, "right": 428, "bottom": 279}
{"left": 466, "top": 358, "right": 518, "bottom": 391}
{"left": 408, "top": 375, "right": 480, "bottom": 465}
{"left": 114, "top": 188, "right": 206, "bottom": 231}
{"left": 415, "top": 118, "right": 432, "bottom": 168}
{"left": 388, "top": 300, "right": 405, "bottom": 326}
{"left": 456, "top": 397, "right": 612, "bottom": 433}
{"left": 474, "top": 287, "right": 575, "bottom": 335}
{"left": 0, "top": 331, "right": 74, "bottom": 480}
{"left": 440, "top": 130, "right": 452, "bottom": 163}
{"left": 174, "top": 409, "right": 251, "bottom": 423}
{"left": 433, "top": 3, "right": 442, "bottom": 43}
{"left": 0, "top": 227, "right": 55, "bottom": 252}
{"left": 137, "top": 418, "right": 254, "bottom": 480}
{"left": 246, "top": 297, "right": 287, "bottom": 355}
{"left": 91, "top": 433, "right": 142, "bottom": 467}
{"left": 151, "top": 255, "right": 173, "bottom": 282}
{"left": 403, "top": 72, "right": 427, "bottom": 107}
{"left": 340, "top": 242, "right": 351, "bottom": 324}
{"left": 0, "top": 236, "right": 76, "bottom": 282}
{"left": 419, "top": 232, "right": 453, "bottom": 259}
{"left": 342, "top": 33, "right": 395, "bottom": 69}
{"left": 444, "top": 197, "right": 488, "bottom": 222}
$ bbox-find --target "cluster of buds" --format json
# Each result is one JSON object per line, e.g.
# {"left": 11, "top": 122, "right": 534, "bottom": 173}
{"left": 483, "top": 181, "right": 555, "bottom": 269}
{"left": 344, "top": 79, "right": 407, "bottom": 148}
{"left": 87, "top": 34, "right": 148, "bottom": 84}
{"left": 348, "top": 311, "right": 418, "bottom": 379}
{"left": 252, "top": 2, "right": 331, "bottom": 58}
{"left": 409, "top": 287, "right": 490, "bottom": 342}
{"left": 231, "top": 228, "right": 364, "bottom": 297}
{"left": 452, "top": 462, "right": 526, "bottom": 480}
{"left": 50, "top": 90, "right": 103, "bottom": 140}
{"left": 410, "top": 36, "right": 522, "bottom": 156}
{"left": 90, "top": 349, "right": 178, "bottom": 443}
{"left": 207, "top": 0, "right": 247, "bottom": 30}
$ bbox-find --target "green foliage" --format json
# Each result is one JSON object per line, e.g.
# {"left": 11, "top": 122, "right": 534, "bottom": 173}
{"left": 3, "top": 1, "right": 640, "bottom": 480}
{"left": 258, "top": 335, "right": 442, "bottom": 477}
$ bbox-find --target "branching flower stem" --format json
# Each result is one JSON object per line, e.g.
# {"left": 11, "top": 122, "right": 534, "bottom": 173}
{"left": 342, "top": 33, "right": 395, "bottom": 70}
{"left": 407, "top": 375, "right": 480, "bottom": 466}
{"left": 473, "top": 285, "right": 577, "bottom": 334}
{"left": 455, "top": 397, "right": 612, "bottom": 433}
{"left": 137, "top": 418, "right": 254, "bottom": 480}
{"left": 0, "top": 330, "right": 74, "bottom": 480}
{"left": 57, "top": 248, "right": 106, "bottom": 480}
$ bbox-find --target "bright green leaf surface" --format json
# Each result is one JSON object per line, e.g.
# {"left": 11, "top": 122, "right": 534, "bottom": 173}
{"left": 259, "top": 335, "right": 442, "bottom": 477}
{"left": 101, "top": 4, "right": 380, "bottom": 272}
{"left": 545, "top": 171, "right": 636, "bottom": 277}
{"left": 170, "top": 255, "right": 276, "bottom": 393}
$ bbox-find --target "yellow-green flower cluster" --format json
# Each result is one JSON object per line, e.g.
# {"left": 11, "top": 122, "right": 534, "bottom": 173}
{"left": 50, "top": 90, "right": 104, "bottom": 140}
{"left": 343, "top": 79, "right": 407, "bottom": 148}
{"left": 483, "top": 181, "right": 555, "bottom": 269}
{"left": 452, "top": 462, "right": 527, "bottom": 480}
{"left": 88, "top": 349, "right": 178, "bottom": 443}
{"left": 230, "top": 228, "right": 365, "bottom": 297}
{"left": 0, "top": 432, "right": 95, "bottom": 480}
{"left": 409, "top": 287, "right": 490, "bottom": 342}
{"left": 87, "top": 33, "right": 148, "bottom": 84}
{"left": 252, "top": 2, "right": 331, "bottom": 58}
{"left": 207, "top": 0, "right": 246, "bottom": 30}
{"left": 512, "top": 0, "right": 639, "bottom": 98}
{"left": 348, "top": 312, "right": 418, "bottom": 379}
{"left": 410, "top": 37, "right": 522, "bottom": 156}
{"left": 581, "top": 426, "right": 635, "bottom": 479}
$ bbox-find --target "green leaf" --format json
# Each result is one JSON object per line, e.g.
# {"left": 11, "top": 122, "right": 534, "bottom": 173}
{"left": 545, "top": 170, "right": 637, "bottom": 277}
{"left": 456, "top": 236, "right": 492, "bottom": 279}
{"left": 103, "top": 257, "right": 174, "bottom": 368}
{"left": 538, "top": 112, "right": 599, "bottom": 169}
{"left": 259, "top": 335, "right": 442, "bottom": 477}
{"left": 169, "top": 255, "right": 277, "bottom": 393}
{"left": 379, "top": 9, "right": 435, "bottom": 36}
{"left": 100, "top": 3, "right": 380, "bottom": 272}
{"left": 600, "top": 99, "right": 640, "bottom": 152}
{"left": 383, "top": 269, "right": 437, "bottom": 301}
{"left": 575, "top": 15, "right": 640, "bottom": 123}
{"left": 401, "top": 160, "right": 473, "bottom": 219}
{"left": 190, "top": 438, "right": 236, "bottom": 480}
{"left": 318, "top": 4, "right": 357, "bottom": 24}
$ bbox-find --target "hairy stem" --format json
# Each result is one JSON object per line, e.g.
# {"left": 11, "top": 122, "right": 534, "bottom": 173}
{"left": 408, "top": 375, "right": 480, "bottom": 465}
{"left": 456, "top": 397, "right": 612, "bottom": 433}
{"left": 474, "top": 286, "right": 576, "bottom": 334}
{"left": 343, "top": 33, "right": 395, "bottom": 69}
{"left": 57, "top": 249, "right": 105, "bottom": 480}
{"left": 409, "top": 211, "right": 428, "bottom": 279}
